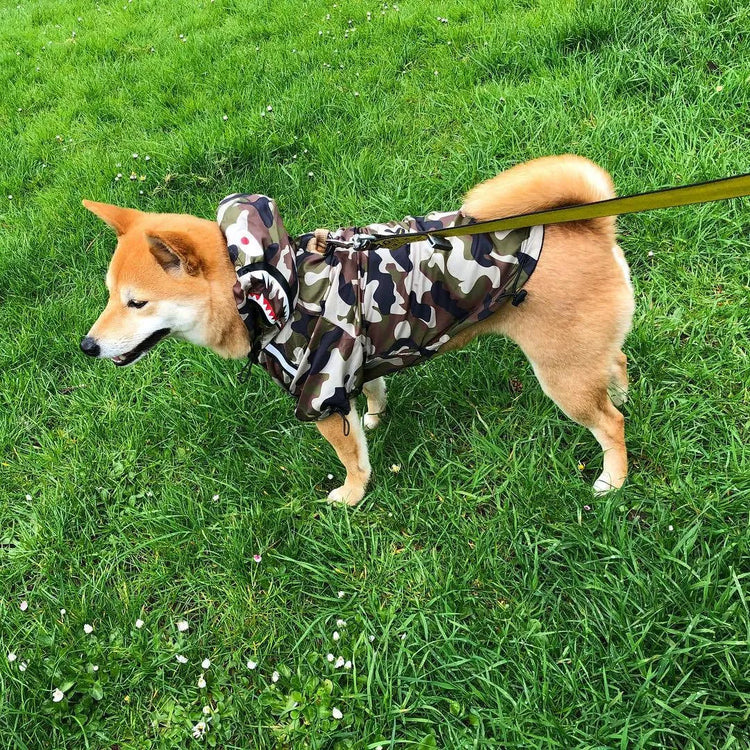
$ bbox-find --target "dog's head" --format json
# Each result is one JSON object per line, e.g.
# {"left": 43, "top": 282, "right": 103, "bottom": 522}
{"left": 81, "top": 200, "right": 235, "bottom": 366}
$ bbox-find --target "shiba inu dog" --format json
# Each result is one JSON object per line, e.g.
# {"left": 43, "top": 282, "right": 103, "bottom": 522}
{"left": 81, "top": 155, "right": 634, "bottom": 505}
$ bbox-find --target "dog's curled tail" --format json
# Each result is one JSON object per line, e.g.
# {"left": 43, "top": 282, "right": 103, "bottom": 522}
{"left": 461, "top": 154, "right": 616, "bottom": 233}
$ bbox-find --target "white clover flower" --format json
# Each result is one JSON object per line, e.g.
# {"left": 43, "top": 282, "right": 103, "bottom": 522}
{"left": 336, "top": 619, "right": 346, "bottom": 627}
{"left": 332, "top": 707, "right": 343, "bottom": 719}
{"left": 135, "top": 618, "right": 144, "bottom": 629}
{"left": 327, "top": 473, "right": 333, "bottom": 479}
{"left": 271, "top": 670, "right": 279, "bottom": 683}
{"left": 266, "top": 105, "right": 273, "bottom": 112}
{"left": 19, "top": 661, "right": 28, "bottom": 672}
{"left": 25, "top": 494, "right": 32, "bottom": 501}
{"left": 83, "top": 623, "right": 93, "bottom": 634}
{"left": 307, "top": 171, "right": 314, "bottom": 178}
{"left": 192, "top": 721, "right": 206, "bottom": 739}
{"left": 212, "top": 494, "right": 220, "bottom": 501}
{"left": 20, "top": 601, "right": 28, "bottom": 611}
{"left": 246, "top": 660, "right": 257, "bottom": 669}
{"left": 52, "top": 688, "right": 65, "bottom": 703}
{"left": 335, "top": 656, "right": 345, "bottom": 668}
{"left": 344, "top": 660, "right": 352, "bottom": 669}
{"left": 201, "top": 658, "right": 211, "bottom": 669}
{"left": 177, "top": 620, "right": 189, "bottom": 632}
{"left": 132, "top": 153, "right": 138, "bottom": 158}
{"left": 198, "top": 675, "right": 207, "bottom": 689}
{"left": 222, "top": 115, "right": 228, "bottom": 121}
{"left": 7, "top": 653, "right": 16, "bottom": 662}
{"left": 668, "top": 525, "right": 674, "bottom": 531}
{"left": 337, "top": 591, "right": 345, "bottom": 598}
{"left": 202, "top": 705, "right": 211, "bottom": 715}
{"left": 326, "top": 653, "right": 334, "bottom": 662}
{"left": 369, "top": 635, "right": 375, "bottom": 642}
{"left": 92, "top": 665, "right": 99, "bottom": 672}
{"left": 176, "top": 654, "right": 188, "bottom": 664}
{"left": 60, "top": 608, "right": 66, "bottom": 617}
{"left": 390, "top": 464, "right": 401, "bottom": 473}
{"left": 333, "top": 631, "right": 340, "bottom": 641}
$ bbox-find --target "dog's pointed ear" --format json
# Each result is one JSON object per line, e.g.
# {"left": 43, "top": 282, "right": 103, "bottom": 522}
{"left": 82, "top": 199, "right": 141, "bottom": 236}
{"left": 146, "top": 232, "right": 202, "bottom": 276}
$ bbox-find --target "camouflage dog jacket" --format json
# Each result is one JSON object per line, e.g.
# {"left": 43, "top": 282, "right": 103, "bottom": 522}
{"left": 217, "top": 194, "right": 544, "bottom": 422}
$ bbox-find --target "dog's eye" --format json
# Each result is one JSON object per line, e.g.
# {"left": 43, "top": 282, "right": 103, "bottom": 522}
{"left": 127, "top": 300, "right": 148, "bottom": 309}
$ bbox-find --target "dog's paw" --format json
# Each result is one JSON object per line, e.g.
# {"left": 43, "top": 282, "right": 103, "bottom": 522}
{"left": 327, "top": 483, "right": 365, "bottom": 507}
{"left": 363, "top": 412, "right": 381, "bottom": 430}
{"left": 593, "top": 472, "right": 624, "bottom": 496}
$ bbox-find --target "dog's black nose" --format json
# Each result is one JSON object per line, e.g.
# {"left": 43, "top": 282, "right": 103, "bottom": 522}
{"left": 80, "top": 336, "right": 101, "bottom": 357}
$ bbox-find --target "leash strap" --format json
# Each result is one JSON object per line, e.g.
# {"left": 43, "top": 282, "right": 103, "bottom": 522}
{"left": 365, "top": 172, "right": 750, "bottom": 251}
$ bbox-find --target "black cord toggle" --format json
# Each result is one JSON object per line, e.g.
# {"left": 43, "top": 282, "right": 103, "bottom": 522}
{"left": 512, "top": 289, "right": 527, "bottom": 306}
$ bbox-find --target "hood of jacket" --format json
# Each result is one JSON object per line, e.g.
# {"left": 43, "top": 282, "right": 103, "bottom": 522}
{"left": 217, "top": 194, "right": 298, "bottom": 340}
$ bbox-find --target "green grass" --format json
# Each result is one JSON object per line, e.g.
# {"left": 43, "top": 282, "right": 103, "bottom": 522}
{"left": 1, "top": 0, "right": 749, "bottom": 746}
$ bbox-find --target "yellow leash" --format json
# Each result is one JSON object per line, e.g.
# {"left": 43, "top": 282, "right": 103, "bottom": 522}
{"left": 368, "top": 172, "right": 750, "bottom": 251}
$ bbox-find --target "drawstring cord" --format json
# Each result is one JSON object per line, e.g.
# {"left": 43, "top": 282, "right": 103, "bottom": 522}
{"left": 237, "top": 329, "right": 262, "bottom": 384}
{"left": 340, "top": 413, "right": 351, "bottom": 436}
{"left": 237, "top": 355, "right": 254, "bottom": 383}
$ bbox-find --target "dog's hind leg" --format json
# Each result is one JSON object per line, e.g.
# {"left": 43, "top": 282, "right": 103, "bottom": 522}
{"left": 485, "top": 224, "right": 633, "bottom": 494}
{"left": 363, "top": 377, "right": 387, "bottom": 429}
{"left": 317, "top": 401, "right": 371, "bottom": 506}
{"left": 530, "top": 361, "right": 628, "bottom": 494}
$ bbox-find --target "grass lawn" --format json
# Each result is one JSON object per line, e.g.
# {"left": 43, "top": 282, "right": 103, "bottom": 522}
{"left": 1, "top": 0, "right": 749, "bottom": 746}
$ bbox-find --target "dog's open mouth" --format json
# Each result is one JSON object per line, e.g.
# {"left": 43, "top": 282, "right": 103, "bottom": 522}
{"left": 111, "top": 328, "right": 171, "bottom": 366}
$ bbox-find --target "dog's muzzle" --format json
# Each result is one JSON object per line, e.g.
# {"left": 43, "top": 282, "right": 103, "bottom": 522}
{"left": 79, "top": 328, "right": 171, "bottom": 366}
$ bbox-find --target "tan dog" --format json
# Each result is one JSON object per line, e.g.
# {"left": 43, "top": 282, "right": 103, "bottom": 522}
{"left": 82, "top": 155, "right": 634, "bottom": 504}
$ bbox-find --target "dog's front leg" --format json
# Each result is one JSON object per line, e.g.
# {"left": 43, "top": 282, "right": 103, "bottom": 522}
{"left": 317, "top": 401, "right": 371, "bottom": 506}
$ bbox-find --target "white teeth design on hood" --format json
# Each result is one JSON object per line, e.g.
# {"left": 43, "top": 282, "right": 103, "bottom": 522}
{"left": 248, "top": 292, "right": 277, "bottom": 323}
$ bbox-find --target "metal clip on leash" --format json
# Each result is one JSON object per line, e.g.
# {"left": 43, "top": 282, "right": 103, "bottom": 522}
{"left": 324, "top": 234, "right": 378, "bottom": 251}
{"left": 351, "top": 234, "right": 377, "bottom": 251}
